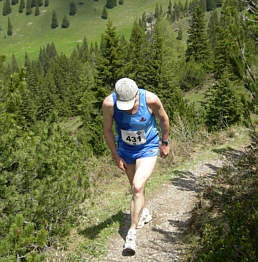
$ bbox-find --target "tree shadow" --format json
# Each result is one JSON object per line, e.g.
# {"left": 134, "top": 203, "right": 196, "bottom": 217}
{"left": 170, "top": 170, "right": 203, "bottom": 193}
{"left": 212, "top": 146, "right": 244, "bottom": 160}
{"left": 79, "top": 210, "right": 126, "bottom": 240}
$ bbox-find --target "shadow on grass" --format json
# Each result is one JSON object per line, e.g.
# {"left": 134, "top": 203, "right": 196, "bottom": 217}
{"left": 79, "top": 210, "right": 125, "bottom": 240}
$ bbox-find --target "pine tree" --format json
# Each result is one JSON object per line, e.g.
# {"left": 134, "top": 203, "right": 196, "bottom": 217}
{"left": 51, "top": 10, "right": 58, "bottom": 28}
{"left": 185, "top": 4, "right": 210, "bottom": 67}
{"left": 176, "top": 28, "right": 183, "bottom": 40}
{"left": 35, "top": 1, "right": 40, "bottom": 16}
{"left": 69, "top": 1, "right": 77, "bottom": 16}
{"left": 61, "top": 15, "right": 70, "bottom": 28}
{"left": 124, "top": 21, "right": 147, "bottom": 88}
{"left": 200, "top": 0, "right": 207, "bottom": 11}
{"left": 205, "top": 74, "right": 243, "bottom": 130}
{"left": 11, "top": 0, "right": 18, "bottom": 5}
{"left": 206, "top": 0, "right": 216, "bottom": 11}
{"left": 31, "top": 0, "right": 36, "bottom": 8}
{"left": 167, "top": 0, "right": 172, "bottom": 19}
{"left": 106, "top": 0, "right": 114, "bottom": 9}
{"left": 11, "top": 54, "right": 19, "bottom": 72}
{"left": 207, "top": 9, "right": 219, "bottom": 52}
{"left": 19, "top": 0, "right": 25, "bottom": 13}
{"left": 101, "top": 6, "right": 108, "bottom": 19}
{"left": 7, "top": 17, "right": 12, "bottom": 36}
{"left": 3, "top": 0, "right": 12, "bottom": 16}
{"left": 26, "top": 0, "right": 32, "bottom": 15}
{"left": 94, "top": 20, "right": 124, "bottom": 108}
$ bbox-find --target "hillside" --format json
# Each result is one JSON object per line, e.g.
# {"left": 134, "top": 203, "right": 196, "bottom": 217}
{"left": 0, "top": 0, "right": 169, "bottom": 63}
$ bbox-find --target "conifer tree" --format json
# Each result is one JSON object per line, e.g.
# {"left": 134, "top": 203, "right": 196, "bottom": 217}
{"left": 7, "top": 17, "right": 12, "bottom": 36}
{"left": 78, "top": 36, "right": 89, "bottom": 62}
{"left": 200, "top": 0, "right": 207, "bottom": 11}
{"left": 11, "top": 54, "right": 19, "bottom": 72}
{"left": 94, "top": 20, "right": 124, "bottom": 108}
{"left": 31, "top": 0, "right": 36, "bottom": 8}
{"left": 176, "top": 28, "right": 183, "bottom": 40}
{"left": 185, "top": 4, "right": 210, "bottom": 66}
{"left": 106, "top": 0, "right": 112, "bottom": 9}
{"left": 205, "top": 74, "right": 243, "bottom": 130}
{"left": 61, "top": 15, "right": 70, "bottom": 28}
{"left": 11, "top": 0, "right": 18, "bottom": 5}
{"left": 167, "top": 0, "right": 172, "bottom": 19}
{"left": 26, "top": 0, "right": 32, "bottom": 15}
{"left": 207, "top": 9, "right": 219, "bottom": 51}
{"left": 3, "top": 0, "right": 12, "bottom": 16}
{"left": 35, "top": 1, "right": 40, "bottom": 16}
{"left": 51, "top": 10, "right": 58, "bottom": 28}
{"left": 19, "top": 0, "right": 25, "bottom": 13}
{"left": 206, "top": 0, "right": 216, "bottom": 11}
{"left": 69, "top": 1, "right": 77, "bottom": 16}
{"left": 124, "top": 21, "right": 147, "bottom": 89}
{"left": 101, "top": 6, "right": 108, "bottom": 19}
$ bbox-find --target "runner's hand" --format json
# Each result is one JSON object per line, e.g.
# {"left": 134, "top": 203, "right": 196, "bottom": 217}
{"left": 115, "top": 156, "right": 127, "bottom": 172}
{"left": 159, "top": 144, "right": 170, "bottom": 158}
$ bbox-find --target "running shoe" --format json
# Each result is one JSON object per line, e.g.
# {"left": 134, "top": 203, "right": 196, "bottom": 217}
{"left": 136, "top": 208, "right": 152, "bottom": 229}
{"left": 123, "top": 229, "right": 136, "bottom": 255}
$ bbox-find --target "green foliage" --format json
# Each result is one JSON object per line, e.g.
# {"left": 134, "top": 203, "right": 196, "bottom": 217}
{"left": 118, "top": 0, "right": 123, "bottom": 5}
{"left": 35, "top": 3, "right": 40, "bottom": 16}
{"left": 51, "top": 10, "right": 58, "bottom": 29}
{"left": 0, "top": 79, "right": 90, "bottom": 258}
{"left": 61, "top": 15, "right": 70, "bottom": 28}
{"left": 44, "top": 0, "right": 49, "bottom": 7}
{"left": 2, "top": 0, "right": 12, "bottom": 16}
{"left": 204, "top": 75, "right": 244, "bottom": 130}
{"left": 7, "top": 17, "right": 12, "bottom": 36}
{"left": 189, "top": 140, "right": 258, "bottom": 261}
{"left": 94, "top": 20, "right": 125, "bottom": 108}
{"left": 26, "top": 0, "right": 32, "bottom": 15}
{"left": 19, "top": 0, "right": 25, "bottom": 13}
{"left": 179, "top": 58, "right": 207, "bottom": 91}
{"left": 101, "top": 6, "right": 108, "bottom": 19}
{"left": 69, "top": 0, "right": 77, "bottom": 16}
{"left": 185, "top": 4, "right": 211, "bottom": 69}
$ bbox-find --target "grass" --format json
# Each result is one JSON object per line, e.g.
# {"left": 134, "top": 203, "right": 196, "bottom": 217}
{"left": 45, "top": 124, "right": 252, "bottom": 261}
{"left": 0, "top": 0, "right": 169, "bottom": 64}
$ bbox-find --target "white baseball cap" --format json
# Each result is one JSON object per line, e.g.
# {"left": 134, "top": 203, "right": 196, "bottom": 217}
{"left": 115, "top": 78, "right": 138, "bottom": 110}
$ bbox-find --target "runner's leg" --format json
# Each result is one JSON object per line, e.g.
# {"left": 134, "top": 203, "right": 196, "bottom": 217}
{"left": 130, "top": 156, "right": 157, "bottom": 230}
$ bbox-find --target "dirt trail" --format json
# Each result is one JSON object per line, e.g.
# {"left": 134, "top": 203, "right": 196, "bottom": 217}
{"left": 93, "top": 157, "right": 224, "bottom": 262}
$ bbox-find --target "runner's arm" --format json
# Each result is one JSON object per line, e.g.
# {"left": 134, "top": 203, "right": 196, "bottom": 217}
{"left": 102, "top": 96, "right": 127, "bottom": 171}
{"left": 147, "top": 92, "right": 170, "bottom": 158}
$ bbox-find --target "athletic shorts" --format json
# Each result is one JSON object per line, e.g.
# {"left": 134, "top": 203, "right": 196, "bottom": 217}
{"left": 117, "top": 146, "right": 159, "bottom": 164}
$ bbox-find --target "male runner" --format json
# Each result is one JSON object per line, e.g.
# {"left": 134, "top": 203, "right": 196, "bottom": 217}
{"left": 102, "top": 78, "right": 170, "bottom": 255}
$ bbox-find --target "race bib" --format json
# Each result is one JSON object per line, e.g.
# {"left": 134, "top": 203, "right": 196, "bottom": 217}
{"left": 121, "top": 129, "right": 146, "bottom": 145}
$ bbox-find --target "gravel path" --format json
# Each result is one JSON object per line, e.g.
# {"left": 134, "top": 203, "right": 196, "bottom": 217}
{"left": 94, "top": 158, "right": 224, "bottom": 262}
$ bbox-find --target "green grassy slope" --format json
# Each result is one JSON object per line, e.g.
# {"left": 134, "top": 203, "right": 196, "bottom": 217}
{"left": 0, "top": 0, "right": 169, "bottom": 64}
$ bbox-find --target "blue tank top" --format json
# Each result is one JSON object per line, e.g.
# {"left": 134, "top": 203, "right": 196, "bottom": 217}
{"left": 113, "top": 89, "right": 159, "bottom": 151}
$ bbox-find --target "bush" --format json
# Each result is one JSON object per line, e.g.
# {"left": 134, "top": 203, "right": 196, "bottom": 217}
{"left": 179, "top": 59, "right": 207, "bottom": 91}
{"left": 188, "top": 136, "right": 258, "bottom": 262}
{"left": 0, "top": 78, "right": 90, "bottom": 260}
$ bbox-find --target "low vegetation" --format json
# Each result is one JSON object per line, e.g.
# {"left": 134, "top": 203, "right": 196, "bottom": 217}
{"left": 187, "top": 132, "right": 257, "bottom": 262}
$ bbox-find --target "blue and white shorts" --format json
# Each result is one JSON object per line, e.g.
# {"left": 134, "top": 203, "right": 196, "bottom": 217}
{"left": 117, "top": 146, "right": 159, "bottom": 164}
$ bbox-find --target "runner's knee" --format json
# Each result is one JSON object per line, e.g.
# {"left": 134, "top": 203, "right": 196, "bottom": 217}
{"left": 132, "top": 183, "right": 144, "bottom": 195}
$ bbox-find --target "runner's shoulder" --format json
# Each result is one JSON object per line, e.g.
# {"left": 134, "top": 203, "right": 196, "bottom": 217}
{"left": 103, "top": 94, "right": 114, "bottom": 109}
{"left": 146, "top": 90, "right": 160, "bottom": 106}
